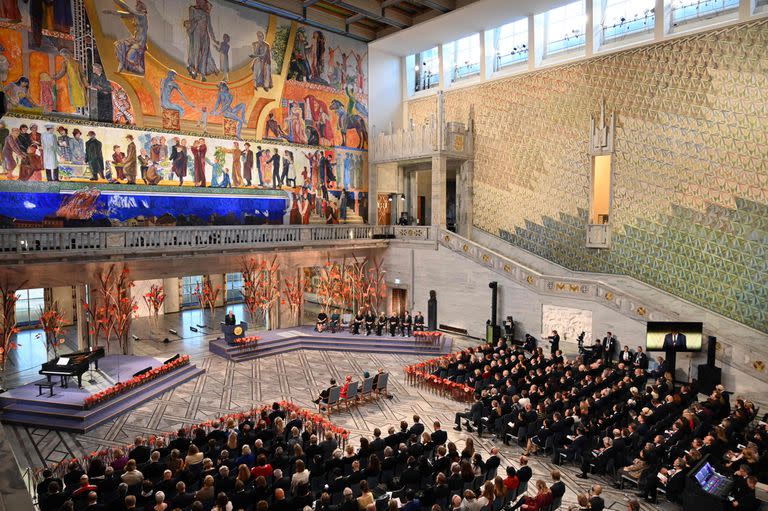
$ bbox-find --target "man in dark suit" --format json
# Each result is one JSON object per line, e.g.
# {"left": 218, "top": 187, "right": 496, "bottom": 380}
{"left": 171, "top": 481, "right": 195, "bottom": 509}
{"left": 663, "top": 330, "right": 687, "bottom": 350}
{"left": 550, "top": 470, "right": 566, "bottom": 502}
{"left": 364, "top": 309, "right": 376, "bottom": 335}
{"left": 634, "top": 346, "right": 649, "bottom": 370}
{"left": 128, "top": 437, "right": 151, "bottom": 465}
{"left": 270, "top": 150, "right": 282, "bottom": 187}
{"left": 242, "top": 142, "right": 254, "bottom": 186}
{"left": 313, "top": 378, "right": 338, "bottom": 406}
{"left": 558, "top": 427, "right": 590, "bottom": 465}
{"left": 589, "top": 485, "right": 605, "bottom": 511}
{"left": 413, "top": 311, "right": 425, "bottom": 331}
{"left": 602, "top": 332, "right": 617, "bottom": 365}
{"left": 370, "top": 428, "right": 385, "bottom": 453}
{"left": 516, "top": 456, "right": 532, "bottom": 486}
{"left": 401, "top": 310, "right": 413, "bottom": 337}
{"left": 224, "top": 310, "right": 236, "bottom": 326}
{"left": 431, "top": 421, "right": 448, "bottom": 445}
{"left": 85, "top": 131, "right": 104, "bottom": 180}
{"left": 168, "top": 428, "right": 190, "bottom": 453}
{"left": 454, "top": 397, "right": 484, "bottom": 433}
{"left": 547, "top": 330, "right": 560, "bottom": 356}
{"left": 619, "top": 346, "right": 634, "bottom": 365}
{"left": 408, "top": 415, "right": 425, "bottom": 437}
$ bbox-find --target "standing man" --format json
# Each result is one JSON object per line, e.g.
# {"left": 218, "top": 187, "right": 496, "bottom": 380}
{"left": 663, "top": 329, "right": 687, "bottom": 351}
{"left": 547, "top": 330, "right": 560, "bottom": 356}
{"left": 123, "top": 134, "right": 137, "bottom": 184}
{"left": 242, "top": 142, "right": 254, "bottom": 187}
{"left": 255, "top": 145, "right": 264, "bottom": 186}
{"left": 270, "top": 148, "right": 281, "bottom": 188}
{"left": 633, "top": 346, "right": 649, "bottom": 370}
{"left": 85, "top": 131, "right": 104, "bottom": 181}
{"left": 602, "top": 331, "right": 617, "bottom": 366}
{"left": 41, "top": 125, "right": 59, "bottom": 182}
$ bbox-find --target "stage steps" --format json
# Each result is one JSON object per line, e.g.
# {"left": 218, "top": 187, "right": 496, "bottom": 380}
{"left": 209, "top": 330, "right": 452, "bottom": 363}
{"left": 0, "top": 364, "right": 204, "bottom": 433}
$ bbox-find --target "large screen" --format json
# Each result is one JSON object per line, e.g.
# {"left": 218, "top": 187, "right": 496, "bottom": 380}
{"left": 646, "top": 321, "right": 703, "bottom": 352}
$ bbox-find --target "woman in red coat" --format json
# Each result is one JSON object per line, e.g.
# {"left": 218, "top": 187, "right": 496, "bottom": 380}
{"left": 509, "top": 479, "right": 552, "bottom": 511}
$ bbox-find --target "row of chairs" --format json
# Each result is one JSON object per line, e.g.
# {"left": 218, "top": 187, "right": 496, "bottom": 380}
{"left": 323, "top": 373, "right": 390, "bottom": 416}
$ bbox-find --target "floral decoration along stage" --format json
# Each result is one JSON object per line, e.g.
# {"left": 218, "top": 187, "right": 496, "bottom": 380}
{"left": 233, "top": 335, "right": 261, "bottom": 346}
{"left": 32, "top": 401, "right": 350, "bottom": 481}
{"left": 403, "top": 343, "right": 493, "bottom": 402}
{"left": 82, "top": 355, "right": 190, "bottom": 409}
{"left": 413, "top": 331, "right": 443, "bottom": 344}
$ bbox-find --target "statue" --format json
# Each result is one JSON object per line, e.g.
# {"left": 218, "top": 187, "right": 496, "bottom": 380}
{"left": 427, "top": 290, "right": 437, "bottom": 331}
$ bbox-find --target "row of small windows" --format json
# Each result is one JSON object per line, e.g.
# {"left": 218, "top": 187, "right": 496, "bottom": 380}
{"left": 408, "top": 0, "right": 753, "bottom": 94}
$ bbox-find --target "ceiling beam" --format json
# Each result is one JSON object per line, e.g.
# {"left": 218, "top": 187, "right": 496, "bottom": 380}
{"left": 302, "top": 0, "right": 322, "bottom": 6}
{"left": 346, "top": 13, "right": 367, "bottom": 24}
{"left": 409, "top": 0, "right": 454, "bottom": 13}
{"left": 327, "top": 0, "right": 412, "bottom": 29}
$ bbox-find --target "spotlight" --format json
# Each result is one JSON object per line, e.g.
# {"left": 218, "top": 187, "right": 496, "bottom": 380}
{"left": 168, "top": 329, "right": 178, "bottom": 335}
{"left": 132, "top": 335, "right": 140, "bottom": 341}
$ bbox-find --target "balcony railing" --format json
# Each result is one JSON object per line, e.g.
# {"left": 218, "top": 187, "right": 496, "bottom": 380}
{"left": 0, "top": 225, "right": 434, "bottom": 261}
{"left": 372, "top": 119, "right": 473, "bottom": 163}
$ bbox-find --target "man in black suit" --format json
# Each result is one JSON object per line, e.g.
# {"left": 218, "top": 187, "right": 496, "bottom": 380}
{"left": 313, "top": 378, "right": 338, "bottom": 406}
{"left": 431, "top": 421, "right": 448, "bottom": 445}
{"left": 128, "top": 436, "right": 151, "bottom": 465}
{"left": 547, "top": 330, "right": 560, "bottom": 356}
{"left": 662, "top": 329, "right": 687, "bottom": 350}
{"left": 619, "top": 346, "right": 634, "bottom": 365}
{"left": 85, "top": 131, "right": 104, "bottom": 180}
{"left": 602, "top": 332, "right": 617, "bottom": 365}
{"left": 370, "top": 428, "right": 385, "bottom": 453}
{"left": 171, "top": 481, "right": 195, "bottom": 509}
{"left": 224, "top": 310, "right": 236, "bottom": 326}
{"left": 408, "top": 415, "right": 425, "bottom": 437}
{"left": 454, "top": 396, "right": 484, "bottom": 433}
{"left": 634, "top": 346, "right": 649, "bottom": 370}
{"left": 401, "top": 310, "right": 413, "bottom": 337}
{"left": 364, "top": 309, "right": 376, "bottom": 335}
{"left": 550, "top": 470, "right": 566, "bottom": 502}
{"left": 413, "top": 311, "right": 425, "bottom": 331}
{"left": 271, "top": 488, "right": 292, "bottom": 511}
{"left": 589, "top": 484, "right": 605, "bottom": 511}
{"left": 351, "top": 310, "right": 363, "bottom": 335}
{"left": 168, "top": 428, "right": 190, "bottom": 453}
{"left": 516, "top": 456, "right": 532, "bottom": 486}
{"left": 524, "top": 334, "right": 537, "bottom": 352}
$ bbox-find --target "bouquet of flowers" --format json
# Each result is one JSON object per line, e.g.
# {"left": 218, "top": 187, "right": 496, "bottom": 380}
{"left": 234, "top": 335, "right": 261, "bottom": 346}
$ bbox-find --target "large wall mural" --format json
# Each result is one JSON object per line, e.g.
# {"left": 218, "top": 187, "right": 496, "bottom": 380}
{"left": 0, "top": 0, "right": 368, "bottom": 224}
{"left": 408, "top": 19, "right": 767, "bottom": 333}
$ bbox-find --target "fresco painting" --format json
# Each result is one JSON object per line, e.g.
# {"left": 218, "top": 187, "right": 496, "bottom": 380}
{"left": 0, "top": 0, "right": 369, "bottom": 227}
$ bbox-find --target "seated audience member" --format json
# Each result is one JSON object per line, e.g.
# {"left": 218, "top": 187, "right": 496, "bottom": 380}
{"left": 413, "top": 311, "right": 425, "bottom": 331}
{"left": 508, "top": 479, "right": 553, "bottom": 511}
{"left": 351, "top": 310, "right": 364, "bottom": 335}
{"left": 330, "top": 309, "right": 341, "bottom": 333}
{"left": 313, "top": 378, "right": 339, "bottom": 408}
{"left": 589, "top": 484, "right": 605, "bottom": 511}
{"left": 316, "top": 311, "right": 328, "bottom": 332}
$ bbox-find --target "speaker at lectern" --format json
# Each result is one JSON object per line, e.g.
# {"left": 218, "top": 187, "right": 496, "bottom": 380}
{"left": 221, "top": 321, "right": 247, "bottom": 345}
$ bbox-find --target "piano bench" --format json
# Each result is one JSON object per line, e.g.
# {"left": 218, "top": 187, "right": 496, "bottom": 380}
{"left": 36, "top": 381, "right": 55, "bottom": 397}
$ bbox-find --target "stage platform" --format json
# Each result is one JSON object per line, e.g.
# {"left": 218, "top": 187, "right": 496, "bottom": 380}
{"left": 0, "top": 355, "right": 204, "bottom": 433}
{"left": 209, "top": 326, "right": 453, "bottom": 363}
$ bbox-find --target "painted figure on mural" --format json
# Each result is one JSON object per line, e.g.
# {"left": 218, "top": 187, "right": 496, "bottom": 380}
{"left": 170, "top": 138, "right": 188, "bottom": 186}
{"left": 110, "top": 144, "right": 125, "bottom": 181}
{"left": 52, "top": 0, "right": 73, "bottom": 34}
{"left": 242, "top": 142, "right": 253, "bottom": 187}
{"left": 213, "top": 34, "right": 231, "bottom": 81}
{"left": 104, "top": 0, "right": 148, "bottom": 75}
{"left": 249, "top": 32, "right": 272, "bottom": 91}
{"left": 211, "top": 82, "right": 246, "bottom": 139}
{"left": 88, "top": 63, "right": 113, "bottom": 123}
{"left": 310, "top": 31, "right": 326, "bottom": 83}
{"left": 113, "top": 87, "right": 134, "bottom": 124}
{"left": 281, "top": 150, "right": 293, "bottom": 187}
{"left": 17, "top": 125, "right": 31, "bottom": 154}
{"left": 184, "top": 0, "right": 218, "bottom": 81}
{"left": 353, "top": 51, "right": 366, "bottom": 94}
{"left": 41, "top": 125, "right": 59, "bottom": 181}
{"left": 19, "top": 141, "right": 43, "bottom": 181}
{"left": 191, "top": 138, "right": 207, "bottom": 187}
{"left": 0, "top": 0, "right": 21, "bottom": 23}
{"left": 288, "top": 101, "right": 306, "bottom": 145}
{"left": 227, "top": 141, "right": 243, "bottom": 187}
{"left": 39, "top": 73, "right": 56, "bottom": 112}
{"left": 2, "top": 128, "right": 23, "bottom": 174}
{"left": 86, "top": 131, "right": 104, "bottom": 181}
{"left": 4, "top": 77, "right": 39, "bottom": 109}
{"left": 206, "top": 146, "right": 225, "bottom": 187}
{"left": 288, "top": 29, "right": 311, "bottom": 82}
{"left": 160, "top": 70, "right": 195, "bottom": 117}
{"left": 71, "top": 128, "right": 85, "bottom": 164}
{"left": 123, "top": 134, "right": 137, "bottom": 184}
{"left": 330, "top": 97, "right": 367, "bottom": 149}
{"left": 52, "top": 47, "right": 88, "bottom": 111}
{"left": 56, "top": 126, "right": 72, "bottom": 162}
{"left": 264, "top": 112, "right": 287, "bottom": 140}
{"left": 0, "top": 44, "right": 9, "bottom": 83}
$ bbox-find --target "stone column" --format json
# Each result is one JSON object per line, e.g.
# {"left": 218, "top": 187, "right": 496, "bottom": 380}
{"left": 74, "top": 284, "right": 89, "bottom": 350}
{"left": 457, "top": 159, "right": 474, "bottom": 238}
{"left": 430, "top": 155, "right": 448, "bottom": 233}
{"left": 367, "top": 160, "right": 377, "bottom": 225}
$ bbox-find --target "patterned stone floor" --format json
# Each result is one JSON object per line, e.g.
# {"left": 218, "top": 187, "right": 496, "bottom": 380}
{"left": 3, "top": 306, "right": 674, "bottom": 510}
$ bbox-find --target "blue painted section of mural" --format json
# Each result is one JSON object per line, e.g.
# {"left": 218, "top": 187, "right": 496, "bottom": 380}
{"left": 0, "top": 190, "right": 287, "bottom": 227}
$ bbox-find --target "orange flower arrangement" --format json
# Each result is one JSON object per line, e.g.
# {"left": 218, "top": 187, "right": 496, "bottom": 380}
{"left": 233, "top": 335, "right": 261, "bottom": 345}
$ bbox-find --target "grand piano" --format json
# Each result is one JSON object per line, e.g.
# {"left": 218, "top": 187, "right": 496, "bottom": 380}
{"left": 40, "top": 347, "right": 105, "bottom": 388}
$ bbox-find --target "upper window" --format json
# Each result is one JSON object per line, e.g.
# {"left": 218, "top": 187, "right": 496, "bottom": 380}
{"left": 446, "top": 34, "right": 481, "bottom": 83}
{"left": 599, "top": 0, "right": 655, "bottom": 44}
{"left": 670, "top": 0, "right": 739, "bottom": 28}
{"left": 491, "top": 18, "right": 529, "bottom": 71}
{"left": 15, "top": 288, "right": 44, "bottom": 326}
{"left": 414, "top": 47, "right": 440, "bottom": 92}
{"left": 182, "top": 275, "right": 203, "bottom": 307}
{"left": 225, "top": 272, "right": 243, "bottom": 303}
{"left": 543, "top": 0, "right": 586, "bottom": 57}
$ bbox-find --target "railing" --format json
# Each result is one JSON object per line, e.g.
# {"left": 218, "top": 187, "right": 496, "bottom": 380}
{"left": 371, "top": 119, "right": 473, "bottom": 163}
{"left": 0, "top": 224, "right": 435, "bottom": 260}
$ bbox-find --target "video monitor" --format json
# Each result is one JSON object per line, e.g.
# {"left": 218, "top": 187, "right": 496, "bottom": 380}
{"left": 646, "top": 321, "right": 703, "bottom": 352}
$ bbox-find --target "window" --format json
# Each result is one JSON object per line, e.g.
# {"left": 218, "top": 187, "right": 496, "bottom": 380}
{"left": 492, "top": 18, "right": 529, "bottom": 71}
{"left": 225, "top": 273, "right": 243, "bottom": 303}
{"left": 15, "top": 288, "right": 44, "bottom": 326}
{"left": 446, "top": 33, "right": 481, "bottom": 82}
{"left": 413, "top": 47, "right": 440, "bottom": 92}
{"left": 670, "top": 0, "right": 739, "bottom": 28}
{"left": 181, "top": 275, "right": 203, "bottom": 307}
{"left": 599, "top": 0, "right": 655, "bottom": 43}
{"left": 590, "top": 155, "right": 612, "bottom": 224}
{"left": 543, "top": 0, "right": 586, "bottom": 57}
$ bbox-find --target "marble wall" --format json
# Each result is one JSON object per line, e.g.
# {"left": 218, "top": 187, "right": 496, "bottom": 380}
{"left": 405, "top": 19, "right": 768, "bottom": 333}
{"left": 542, "top": 305, "right": 593, "bottom": 345}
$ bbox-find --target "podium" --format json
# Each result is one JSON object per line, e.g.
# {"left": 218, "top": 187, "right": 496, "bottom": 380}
{"left": 221, "top": 321, "right": 247, "bottom": 345}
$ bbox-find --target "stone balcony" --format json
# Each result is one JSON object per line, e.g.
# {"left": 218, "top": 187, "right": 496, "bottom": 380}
{"left": 371, "top": 119, "right": 473, "bottom": 163}
{"left": 0, "top": 224, "right": 434, "bottom": 264}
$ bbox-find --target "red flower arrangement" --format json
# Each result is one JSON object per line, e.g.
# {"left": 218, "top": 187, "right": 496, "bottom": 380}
{"left": 83, "top": 355, "right": 190, "bottom": 408}
{"left": 233, "top": 335, "right": 261, "bottom": 345}
{"left": 414, "top": 331, "right": 442, "bottom": 342}
{"left": 403, "top": 343, "right": 488, "bottom": 401}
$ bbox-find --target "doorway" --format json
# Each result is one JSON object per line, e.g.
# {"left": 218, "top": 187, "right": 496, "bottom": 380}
{"left": 391, "top": 288, "right": 407, "bottom": 316}
{"left": 377, "top": 193, "right": 392, "bottom": 225}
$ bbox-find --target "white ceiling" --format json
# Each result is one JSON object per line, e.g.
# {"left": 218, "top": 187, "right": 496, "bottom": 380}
{"left": 370, "top": 0, "right": 576, "bottom": 55}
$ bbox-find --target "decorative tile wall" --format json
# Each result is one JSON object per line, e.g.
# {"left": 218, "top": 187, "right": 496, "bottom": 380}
{"left": 407, "top": 20, "right": 768, "bottom": 332}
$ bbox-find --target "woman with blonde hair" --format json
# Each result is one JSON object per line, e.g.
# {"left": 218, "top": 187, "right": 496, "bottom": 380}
{"left": 236, "top": 464, "right": 251, "bottom": 485}
{"left": 167, "top": 449, "right": 183, "bottom": 475}
{"left": 291, "top": 459, "right": 310, "bottom": 494}
{"left": 509, "top": 479, "right": 552, "bottom": 511}
{"left": 493, "top": 475, "right": 507, "bottom": 499}
{"left": 477, "top": 480, "right": 495, "bottom": 509}
{"left": 357, "top": 479, "right": 374, "bottom": 510}
{"left": 185, "top": 444, "right": 204, "bottom": 466}
{"left": 461, "top": 437, "right": 475, "bottom": 459}
{"left": 195, "top": 475, "right": 216, "bottom": 502}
